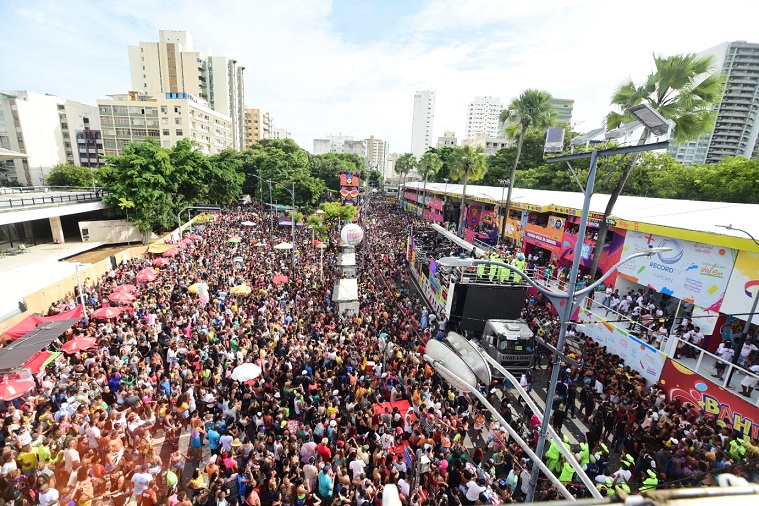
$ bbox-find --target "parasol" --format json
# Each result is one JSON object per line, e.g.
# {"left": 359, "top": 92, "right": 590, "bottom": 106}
{"left": 108, "top": 291, "right": 135, "bottom": 304}
{"left": 61, "top": 337, "right": 98, "bottom": 354}
{"left": 136, "top": 268, "right": 157, "bottom": 283}
{"left": 272, "top": 275, "right": 289, "bottom": 285}
{"left": 231, "top": 363, "right": 262, "bottom": 382}
{"left": 113, "top": 284, "right": 136, "bottom": 293}
{"left": 230, "top": 285, "right": 252, "bottom": 295}
{"left": 91, "top": 306, "right": 122, "bottom": 319}
{"left": 0, "top": 373, "right": 35, "bottom": 400}
{"left": 274, "top": 242, "right": 293, "bottom": 250}
{"left": 152, "top": 257, "right": 170, "bottom": 267}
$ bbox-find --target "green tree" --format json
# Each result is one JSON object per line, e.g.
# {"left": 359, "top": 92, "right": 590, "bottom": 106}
{"left": 449, "top": 145, "right": 488, "bottom": 230}
{"left": 417, "top": 151, "right": 443, "bottom": 207}
{"left": 240, "top": 138, "right": 310, "bottom": 194}
{"left": 46, "top": 163, "right": 94, "bottom": 187}
{"left": 284, "top": 172, "right": 327, "bottom": 208}
{"left": 206, "top": 149, "right": 245, "bottom": 204}
{"left": 427, "top": 146, "right": 456, "bottom": 183}
{"left": 367, "top": 169, "right": 382, "bottom": 188}
{"left": 319, "top": 201, "right": 357, "bottom": 228}
{"left": 690, "top": 157, "right": 759, "bottom": 203}
{"left": 394, "top": 153, "right": 416, "bottom": 190}
{"left": 309, "top": 152, "right": 363, "bottom": 191}
{"left": 499, "top": 89, "right": 556, "bottom": 220}
{"left": 589, "top": 53, "right": 724, "bottom": 278}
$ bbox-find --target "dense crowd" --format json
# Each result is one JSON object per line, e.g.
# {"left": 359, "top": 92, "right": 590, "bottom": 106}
{"left": 0, "top": 197, "right": 757, "bottom": 506}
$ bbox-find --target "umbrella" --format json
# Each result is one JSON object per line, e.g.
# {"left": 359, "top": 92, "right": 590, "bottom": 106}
{"left": 163, "top": 248, "right": 180, "bottom": 257}
{"left": 272, "top": 275, "right": 289, "bottom": 285}
{"left": 230, "top": 285, "right": 252, "bottom": 295}
{"left": 108, "top": 291, "right": 135, "bottom": 304}
{"left": 274, "top": 242, "right": 293, "bottom": 250}
{"left": 136, "top": 268, "right": 157, "bottom": 283}
{"left": 152, "top": 257, "right": 170, "bottom": 267}
{"left": 231, "top": 363, "right": 262, "bottom": 382}
{"left": 0, "top": 374, "right": 35, "bottom": 400}
{"left": 255, "top": 242, "right": 267, "bottom": 247}
{"left": 188, "top": 282, "right": 209, "bottom": 295}
{"left": 181, "top": 238, "right": 193, "bottom": 245}
{"left": 228, "top": 237, "right": 242, "bottom": 243}
{"left": 61, "top": 337, "right": 98, "bottom": 354}
{"left": 91, "top": 306, "right": 122, "bottom": 319}
{"left": 312, "top": 240, "right": 322, "bottom": 246}
{"left": 241, "top": 221, "right": 256, "bottom": 227}
{"left": 22, "top": 351, "right": 60, "bottom": 375}
{"left": 113, "top": 284, "right": 136, "bottom": 293}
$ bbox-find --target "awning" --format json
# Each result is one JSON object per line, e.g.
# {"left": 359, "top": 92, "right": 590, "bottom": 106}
{"left": 0, "top": 319, "right": 78, "bottom": 372}
{"left": 147, "top": 243, "right": 177, "bottom": 254}
{"left": 2, "top": 305, "right": 83, "bottom": 340}
{"left": 22, "top": 351, "right": 61, "bottom": 375}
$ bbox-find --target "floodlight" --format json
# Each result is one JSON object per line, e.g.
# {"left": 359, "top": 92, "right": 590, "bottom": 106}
{"left": 627, "top": 104, "right": 670, "bottom": 136}
{"left": 423, "top": 339, "right": 478, "bottom": 392}
{"left": 445, "top": 332, "right": 492, "bottom": 386}
{"left": 436, "top": 256, "right": 475, "bottom": 268}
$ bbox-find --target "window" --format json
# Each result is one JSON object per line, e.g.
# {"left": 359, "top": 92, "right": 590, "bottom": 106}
{"left": 61, "top": 123, "right": 68, "bottom": 129}
{"left": 175, "top": 117, "right": 181, "bottom": 125}
{"left": 66, "top": 151, "right": 73, "bottom": 157}
{"left": 163, "top": 129, "right": 170, "bottom": 136}
{"left": 163, "top": 141, "right": 171, "bottom": 147}
{"left": 115, "top": 128, "right": 131, "bottom": 136}
{"left": 57, "top": 104, "right": 65, "bottom": 110}
{"left": 115, "top": 117, "right": 130, "bottom": 125}
{"left": 64, "top": 142, "right": 71, "bottom": 148}
{"left": 161, "top": 117, "right": 168, "bottom": 125}
{"left": 176, "top": 129, "right": 183, "bottom": 136}
{"left": 99, "top": 105, "right": 112, "bottom": 114}
{"left": 174, "top": 106, "right": 181, "bottom": 114}
{"left": 161, "top": 106, "right": 168, "bottom": 114}
{"left": 132, "top": 128, "right": 147, "bottom": 137}
{"left": 147, "top": 130, "right": 160, "bottom": 138}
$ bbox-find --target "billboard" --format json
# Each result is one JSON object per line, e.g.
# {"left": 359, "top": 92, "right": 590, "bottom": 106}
{"left": 544, "top": 127, "right": 565, "bottom": 153}
{"left": 560, "top": 230, "right": 626, "bottom": 285}
{"left": 617, "top": 231, "right": 737, "bottom": 312}
{"left": 576, "top": 307, "right": 666, "bottom": 384}
{"left": 719, "top": 250, "right": 759, "bottom": 326}
{"left": 659, "top": 359, "right": 759, "bottom": 439}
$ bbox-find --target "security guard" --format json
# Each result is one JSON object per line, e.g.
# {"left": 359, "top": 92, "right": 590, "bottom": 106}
{"left": 559, "top": 456, "right": 576, "bottom": 484}
{"left": 596, "top": 476, "right": 615, "bottom": 497}
{"left": 545, "top": 437, "right": 564, "bottom": 474}
{"left": 488, "top": 250, "right": 501, "bottom": 282}
{"left": 512, "top": 252, "right": 526, "bottom": 283}
{"left": 577, "top": 441, "right": 590, "bottom": 468}
{"left": 498, "top": 257, "right": 511, "bottom": 283}
{"left": 640, "top": 469, "right": 659, "bottom": 492}
{"left": 477, "top": 252, "right": 488, "bottom": 279}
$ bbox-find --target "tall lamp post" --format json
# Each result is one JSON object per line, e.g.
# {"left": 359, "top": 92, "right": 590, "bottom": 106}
{"left": 716, "top": 224, "right": 759, "bottom": 386}
{"left": 248, "top": 174, "right": 274, "bottom": 236}
{"left": 74, "top": 263, "right": 90, "bottom": 325}
{"left": 269, "top": 179, "right": 297, "bottom": 266}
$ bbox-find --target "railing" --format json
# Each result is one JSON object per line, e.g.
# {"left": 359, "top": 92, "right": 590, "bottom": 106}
{"left": 0, "top": 190, "right": 106, "bottom": 209}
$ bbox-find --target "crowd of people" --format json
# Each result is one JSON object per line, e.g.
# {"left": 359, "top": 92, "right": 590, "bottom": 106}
{"left": 0, "top": 196, "right": 757, "bottom": 506}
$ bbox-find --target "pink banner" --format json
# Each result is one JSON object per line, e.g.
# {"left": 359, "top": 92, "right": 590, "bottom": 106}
{"left": 428, "top": 198, "right": 444, "bottom": 211}
{"left": 423, "top": 210, "right": 442, "bottom": 222}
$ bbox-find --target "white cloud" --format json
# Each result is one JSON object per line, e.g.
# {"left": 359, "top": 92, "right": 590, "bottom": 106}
{"left": 2, "top": 0, "right": 758, "bottom": 156}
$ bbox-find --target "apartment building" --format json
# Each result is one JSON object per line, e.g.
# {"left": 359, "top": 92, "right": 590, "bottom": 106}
{"left": 464, "top": 96, "right": 504, "bottom": 140}
{"left": 411, "top": 90, "right": 435, "bottom": 158}
{"left": 244, "top": 108, "right": 271, "bottom": 147}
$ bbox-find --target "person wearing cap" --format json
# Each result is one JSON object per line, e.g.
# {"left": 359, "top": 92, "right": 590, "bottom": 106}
{"left": 640, "top": 469, "right": 659, "bottom": 492}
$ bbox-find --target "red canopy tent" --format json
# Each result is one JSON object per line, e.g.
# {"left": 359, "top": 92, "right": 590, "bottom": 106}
{"left": 2, "top": 305, "right": 83, "bottom": 340}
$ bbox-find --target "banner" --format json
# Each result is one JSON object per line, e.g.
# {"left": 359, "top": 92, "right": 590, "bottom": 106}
{"left": 720, "top": 250, "right": 759, "bottom": 326}
{"left": 560, "top": 230, "right": 626, "bottom": 285}
{"left": 576, "top": 307, "right": 666, "bottom": 384}
{"left": 659, "top": 359, "right": 759, "bottom": 439}
{"left": 467, "top": 205, "right": 483, "bottom": 227}
{"left": 617, "top": 231, "right": 737, "bottom": 312}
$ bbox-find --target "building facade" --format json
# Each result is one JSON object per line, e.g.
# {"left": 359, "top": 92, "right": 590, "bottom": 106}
{"left": 271, "top": 128, "right": 291, "bottom": 140}
{"left": 312, "top": 135, "right": 354, "bottom": 155}
{"left": 97, "top": 91, "right": 233, "bottom": 156}
{"left": 548, "top": 98, "right": 574, "bottom": 126}
{"left": 0, "top": 90, "right": 101, "bottom": 186}
{"left": 128, "top": 30, "right": 245, "bottom": 150}
{"left": 437, "top": 131, "right": 457, "bottom": 148}
{"left": 365, "top": 135, "right": 389, "bottom": 175}
{"left": 411, "top": 90, "right": 435, "bottom": 158}
{"left": 668, "top": 41, "right": 759, "bottom": 165}
{"left": 464, "top": 132, "right": 511, "bottom": 156}
{"left": 243, "top": 108, "right": 271, "bottom": 147}
{"left": 464, "top": 96, "right": 503, "bottom": 140}
{"left": 343, "top": 140, "right": 367, "bottom": 159}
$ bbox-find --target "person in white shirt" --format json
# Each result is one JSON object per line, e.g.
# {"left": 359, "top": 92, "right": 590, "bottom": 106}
{"left": 740, "top": 363, "right": 759, "bottom": 397}
{"left": 131, "top": 465, "right": 154, "bottom": 500}
{"left": 738, "top": 339, "right": 758, "bottom": 366}
{"left": 712, "top": 342, "right": 735, "bottom": 380}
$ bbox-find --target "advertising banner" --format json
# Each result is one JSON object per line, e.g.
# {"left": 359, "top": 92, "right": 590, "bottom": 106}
{"left": 719, "top": 250, "right": 759, "bottom": 326}
{"left": 523, "top": 221, "right": 563, "bottom": 254}
{"left": 617, "top": 231, "right": 737, "bottom": 312}
{"left": 560, "top": 231, "right": 626, "bottom": 285}
{"left": 428, "top": 198, "right": 444, "bottom": 211}
{"left": 576, "top": 307, "right": 666, "bottom": 384}
{"left": 466, "top": 205, "right": 483, "bottom": 227}
{"left": 659, "top": 359, "right": 759, "bottom": 438}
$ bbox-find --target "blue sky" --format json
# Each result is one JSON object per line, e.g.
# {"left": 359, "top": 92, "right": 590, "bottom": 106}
{"left": 2, "top": 0, "right": 759, "bottom": 153}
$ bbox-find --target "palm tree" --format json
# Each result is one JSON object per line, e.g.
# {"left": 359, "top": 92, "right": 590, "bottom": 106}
{"left": 588, "top": 53, "right": 724, "bottom": 278}
{"left": 449, "top": 145, "right": 488, "bottom": 231}
{"left": 417, "top": 151, "right": 443, "bottom": 214}
{"left": 394, "top": 152, "right": 416, "bottom": 200}
{"left": 499, "top": 89, "right": 556, "bottom": 222}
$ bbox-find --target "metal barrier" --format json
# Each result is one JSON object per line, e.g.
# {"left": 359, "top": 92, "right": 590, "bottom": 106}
{"left": 0, "top": 190, "right": 105, "bottom": 209}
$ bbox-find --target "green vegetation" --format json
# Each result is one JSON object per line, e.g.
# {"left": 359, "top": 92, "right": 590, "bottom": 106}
{"left": 448, "top": 144, "right": 487, "bottom": 229}
{"left": 394, "top": 153, "right": 416, "bottom": 189}
{"left": 46, "top": 163, "right": 95, "bottom": 187}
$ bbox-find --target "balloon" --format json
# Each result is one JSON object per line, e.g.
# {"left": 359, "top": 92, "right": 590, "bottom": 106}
{"left": 340, "top": 224, "right": 364, "bottom": 246}
{"left": 166, "top": 471, "right": 178, "bottom": 487}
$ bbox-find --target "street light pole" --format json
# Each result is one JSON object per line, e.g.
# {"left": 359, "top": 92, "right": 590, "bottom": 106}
{"left": 497, "top": 178, "right": 509, "bottom": 239}
{"left": 75, "top": 263, "right": 89, "bottom": 325}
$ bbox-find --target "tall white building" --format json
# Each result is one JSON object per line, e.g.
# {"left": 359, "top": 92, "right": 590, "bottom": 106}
{"left": 271, "top": 128, "right": 291, "bottom": 140}
{"left": 97, "top": 91, "right": 233, "bottom": 157}
{"left": 313, "top": 134, "right": 354, "bottom": 155}
{"left": 128, "top": 30, "right": 245, "bottom": 150}
{"left": 668, "top": 40, "right": 759, "bottom": 165}
{"left": 411, "top": 90, "right": 435, "bottom": 158}
{"left": 365, "top": 135, "right": 389, "bottom": 174}
{"left": 0, "top": 90, "right": 101, "bottom": 186}
{"left": 464, "top": 96, "right": 504, "bottom": 140}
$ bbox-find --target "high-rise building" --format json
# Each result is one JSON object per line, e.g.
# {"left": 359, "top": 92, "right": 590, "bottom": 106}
{"left": 0, "top": 90, "right": 101, "bottom": 186}
{"left": 668, "top": 41, "right": 759, "bottom": 165}
{"left": 243, "top": 108, "right": 271, "bottom": 147}
{"left": 411, "top": 90, "right": 435, "bottom": 158}
{"left": 97, "top": 91, "right": 233, "bottom": 157}
{"left": 437, "top": 131, "right": 457, "bottom": 148}
{"left": 128, "top": 30, "right": 245, "bottom": 149}
{"left": 464, "top": 133, "right": 511, "bottom": 156}
{"left": 464, "top": 96, "right": 504, "bottom": 140}
{"left": 365, "top": 136, "right": 389, "bottom": 174}
{"left": 271, "top": 128, "right": 291, "bottom": 140}
{"left": 343, "top": 140, "right": 367, "bottom": 159}
{"left": 313, "top": 135, "right": 354, "bottom": 155}
{"left": 549, "top": 98, "right": 574, "bottom": 126}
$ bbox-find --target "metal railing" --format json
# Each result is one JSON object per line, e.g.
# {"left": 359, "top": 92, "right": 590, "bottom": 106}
{"left": 0, "top": 189, "right": 105, "bottom": 209}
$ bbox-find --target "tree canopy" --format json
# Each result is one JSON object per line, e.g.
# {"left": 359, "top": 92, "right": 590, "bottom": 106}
{"left": 46, "top": 163, "right": 95, "bottom": 187}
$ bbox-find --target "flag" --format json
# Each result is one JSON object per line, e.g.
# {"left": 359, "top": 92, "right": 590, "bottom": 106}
{"left": 403, "top": 445, "right": 414, "bottom": 470}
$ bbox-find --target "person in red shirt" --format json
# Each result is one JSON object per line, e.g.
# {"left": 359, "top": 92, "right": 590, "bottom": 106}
{"left": 316, "top": 437, "right": 332, "bottom": 462}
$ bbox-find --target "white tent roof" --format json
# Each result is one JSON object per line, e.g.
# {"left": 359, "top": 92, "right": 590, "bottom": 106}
{"left": 407, "top": 181, "right": 759, "bottom": 252}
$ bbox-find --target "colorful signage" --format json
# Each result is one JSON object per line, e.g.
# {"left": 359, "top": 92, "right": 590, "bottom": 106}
{"left": 523, "top": 220, "right": 564, "bottom": 253}
{"left": 617, "top": 231, "right": 737, "bottom": 312}
{"left": 719, "top": 250, "right": 759, "bottom": 326}
{"left": 466, "top": 205, "right": 483, "bottom": 227}
{"left": 560, "top": 231, "right": 626, "bottom": 285}
{"left": 428, "top": 198, "right": 444, "bottom": 211}
{"left": 659, "top": 359, "right": 759, "bottom": 438}
{"left": 577, "top": 307, "right": 666, "bottom": 384}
